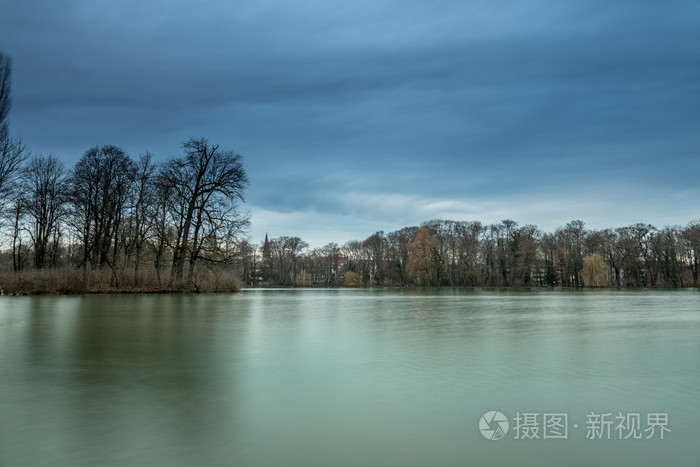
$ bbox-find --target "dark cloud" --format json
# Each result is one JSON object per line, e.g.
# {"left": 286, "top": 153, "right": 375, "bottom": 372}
{"left": 1, "top": 0, "right": 699, "bottom": 245}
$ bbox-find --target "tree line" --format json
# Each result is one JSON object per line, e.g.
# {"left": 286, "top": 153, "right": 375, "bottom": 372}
{"left": 242, "top": 218, "right": 700, "bottom": 288}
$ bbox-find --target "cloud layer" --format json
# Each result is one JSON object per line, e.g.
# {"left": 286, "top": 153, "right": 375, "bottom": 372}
{"left": 2, "top": 0, "right": 699, "bottom": 246}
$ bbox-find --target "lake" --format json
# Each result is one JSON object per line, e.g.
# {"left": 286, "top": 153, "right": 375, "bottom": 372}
{"left": 1, "top": 288, "right": 699, "bottom": 466}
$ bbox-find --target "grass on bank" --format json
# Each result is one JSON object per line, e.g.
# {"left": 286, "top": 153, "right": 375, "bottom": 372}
{"left": 0, "top": 266, "right": 241, "bottom": 295}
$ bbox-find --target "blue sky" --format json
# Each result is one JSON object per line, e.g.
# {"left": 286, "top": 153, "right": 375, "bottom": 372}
{"left": 1, "top": 0, "right": 699, "bottom": 247}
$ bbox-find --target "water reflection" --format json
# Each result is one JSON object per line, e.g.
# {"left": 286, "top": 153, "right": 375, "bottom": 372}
{"left": 1, "top": 290, "right": 699, "bottom": 466}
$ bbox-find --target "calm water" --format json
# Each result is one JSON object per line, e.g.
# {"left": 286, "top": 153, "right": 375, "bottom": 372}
{"left": 1, "top": 289, "right": 699, "bottom": 466}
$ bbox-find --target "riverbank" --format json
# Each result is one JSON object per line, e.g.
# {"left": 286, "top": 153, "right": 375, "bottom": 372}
{"left": 0, "top": 267, "right": 241, "bottom": 295}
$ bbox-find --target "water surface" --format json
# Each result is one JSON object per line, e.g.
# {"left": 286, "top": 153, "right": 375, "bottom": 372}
{"left": 1, "top": 289, "right": 699, "bottom": 466}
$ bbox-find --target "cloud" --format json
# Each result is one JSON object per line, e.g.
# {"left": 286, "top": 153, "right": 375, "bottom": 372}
{"left": 1, "top": 0, "right": 699, "bottom": 245}
{"left": 250, "top": 178, "right": 700, "bottom": 248}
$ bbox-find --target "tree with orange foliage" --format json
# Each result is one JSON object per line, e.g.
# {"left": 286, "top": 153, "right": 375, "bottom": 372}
{"left": 407, "top": 227, "right": 437, "bottom": 286}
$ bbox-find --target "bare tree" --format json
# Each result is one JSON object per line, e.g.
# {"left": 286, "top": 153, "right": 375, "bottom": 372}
{"left": 362, "top": 231, "right": 386, "bottom": 285}
{"left": 0, "top": 53, "right": 27, "bottom": 213}
{"left": 0, "top": 136, "right": 25, "bottom": 211}
{"left": 70, "top": 145, "right": 135, "bottom": 280}
{"left": 267, "top": 236, "right": 308, "bottom": 286}
{"left": 22, "top": 154, "right": 68, "bottom": 268}
{"left": 163, "top": 137, "right": 248, "bottom": 286}
{"left": 343, "top": 239, "right": 369, "bottom": 285}
{"left": 681, "top": 221, "right": 700, "bottom": 287}
{"left": 312, "top": 242, "right": 342, "bottom": 286}
{"left": 385, "top": 226, "right": 417, "bottom": 286}
{"left": 556, "top": 220, "right": 587, "bottom": 286}
{"left": 10, "top": 195, "right": 28, "bottom": 271}
{"left": 150, "top": 172, "right": 175, "bottom": 287}
{"left": 124, "top": 152, "right": 156, "bottom": 285}
{"left": 0, "top": 52, "right": 11, "bottom": 140}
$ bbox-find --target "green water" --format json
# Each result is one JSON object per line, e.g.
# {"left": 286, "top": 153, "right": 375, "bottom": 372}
{"left": 1, "top": 289, "right": 699, "bottom": 466}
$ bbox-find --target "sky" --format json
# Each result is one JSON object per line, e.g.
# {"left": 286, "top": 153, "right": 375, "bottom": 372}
{"left": 1, "top": 0, "right": 699, "bottom": 248}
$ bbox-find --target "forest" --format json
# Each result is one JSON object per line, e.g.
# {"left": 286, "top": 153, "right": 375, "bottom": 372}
{"left": 241, "top": 218, "right": 700, "bottom": 288}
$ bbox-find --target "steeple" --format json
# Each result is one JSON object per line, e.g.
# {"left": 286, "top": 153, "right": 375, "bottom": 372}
{"left": 262, "top": 233, "right": 271, "bottom": 284}
{"left": 263, "top": 233, "right": 270, "bottom": 259}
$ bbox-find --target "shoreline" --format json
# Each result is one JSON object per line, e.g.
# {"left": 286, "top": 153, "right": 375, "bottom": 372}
{"left": 0, "top": 287, "right": 241, "bottom": 296}
{"left": 5, "top": 285, "right": 693, "bottom": 297}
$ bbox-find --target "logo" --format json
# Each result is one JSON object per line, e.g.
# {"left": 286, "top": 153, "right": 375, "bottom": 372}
{"left": 480, "top": 410, "right": 509, "bottom": 440}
